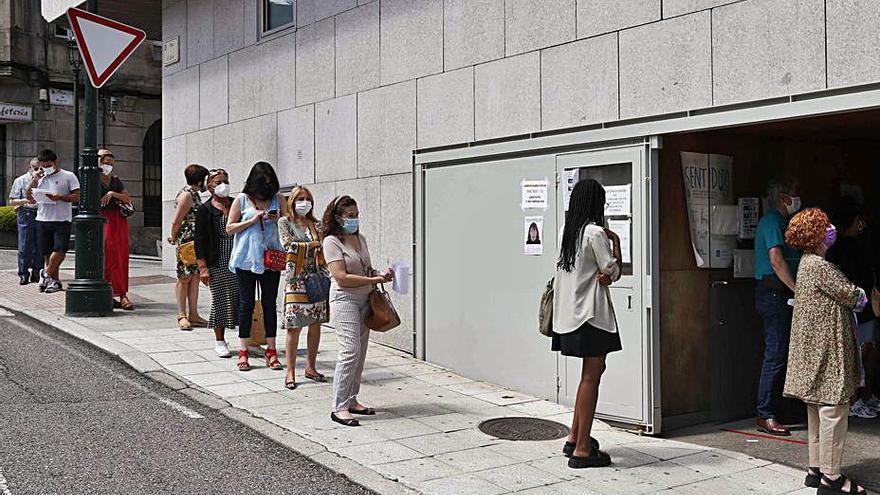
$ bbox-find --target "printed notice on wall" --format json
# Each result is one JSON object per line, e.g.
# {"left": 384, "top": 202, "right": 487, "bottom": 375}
{"left": 604, "top": 185, "right": 631, "bottom": 217}
{"left": 607, "top": 219, "right": 632, "bottom": 264}
{"left": 681, "top": 152, "right": 736, "bottom": 268}
{"left": 738, "top": 197, "right": 760, "bottom": 240}
{"left": 563, "top": 170, "right": 577, "bottom": 211}
{"left": 521, "top": 180, "right": 548, "bottom": 210}
{"left": 524, "top": 216, "right": 544, "bottom": 256}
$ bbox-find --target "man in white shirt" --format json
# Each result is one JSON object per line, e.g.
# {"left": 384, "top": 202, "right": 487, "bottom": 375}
{"left": 8, "top": 157, "right": 43, "bottom": 285}
{"left": 26, "top": 149, "right": 80, "bottom": 294}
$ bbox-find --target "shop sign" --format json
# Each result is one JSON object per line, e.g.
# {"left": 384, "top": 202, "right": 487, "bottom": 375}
{"left": 681, "top": 151, "right": 736, "bottom": 269}
{"left": 0, "top": 102, "right": 33, "bottom": 122}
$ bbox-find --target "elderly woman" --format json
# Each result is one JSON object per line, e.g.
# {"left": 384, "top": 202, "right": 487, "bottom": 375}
{"left": 783, "top": 208, "right": 868, "bottom": 495}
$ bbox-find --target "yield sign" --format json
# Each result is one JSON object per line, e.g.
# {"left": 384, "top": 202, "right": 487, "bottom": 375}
{"left": 66, "top": 7, "right": 146, "bottom": 89}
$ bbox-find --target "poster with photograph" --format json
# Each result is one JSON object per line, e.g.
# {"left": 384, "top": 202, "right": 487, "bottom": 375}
{"left": 681, "top": 152, "right": 736, "bottom": 268}
{"left": 524, "top": 216, "right": 544, "bottom": 256}
{"left": 521, "top": 179, "right": 548, "bottom": 210}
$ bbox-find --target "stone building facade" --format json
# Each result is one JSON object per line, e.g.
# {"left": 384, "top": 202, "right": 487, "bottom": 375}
{"left": 2, "top": 0, "right": 163, "bottom": 254}
{"left": 161, "top": 0, "right": 880, "bottom": 353}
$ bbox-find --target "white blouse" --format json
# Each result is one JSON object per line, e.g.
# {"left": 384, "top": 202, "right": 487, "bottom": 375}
{"left": 552, "top": 224, "right": 621, "bottom": 334}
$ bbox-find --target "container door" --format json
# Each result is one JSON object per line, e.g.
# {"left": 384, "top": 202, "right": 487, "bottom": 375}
{"left": 556, "top": 145, "right": 660, "bottom": 432}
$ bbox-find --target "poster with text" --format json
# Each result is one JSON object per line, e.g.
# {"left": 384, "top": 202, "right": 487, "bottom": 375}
{"left": 681, "top": 152, "right": 736, "bottom": 268}
{"left": 521, "top": 180, "right": 548, "bottom": 210}
{"left": 524, "top": 216, "right": 544, "bottom": 256}
{"left": 563, "top": 170, "right": 577, "bottom": 211}
{"left": 607, "top": 219, "right": 632, "bottom": 264}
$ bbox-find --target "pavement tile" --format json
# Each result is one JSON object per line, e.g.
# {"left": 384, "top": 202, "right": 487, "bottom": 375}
{"left": 630, "top": 460, "right": 712, "bottom": 489}
{"left": 473, "top": 390, "right": 539, "bottom": 406}
{"left": 486, "top": 440, "right": 562, "bottom": 463}
{"left": 149, "top": 350, "right": 208, "bottom": 366}
{"left": 514, "top": 479, "right": 605, "bottom": 495}
{"left": 183, "top": 371, "right": 248, "bottom": 387}
{"left": 337, "top": 441, "right": 426, "bottom": 467}
{"left": 252, "top": 378, "right": 293, "bottom": 392}
{"left": 626, "top": 440, "right": 712, "bottom": 461}
{"left": 128, "top": 341, "right": 186, "bottom": 353}
{"left": 412, "top": 473, "right": 507, "bottom": 495}
{"left": 164, "top": 361, "right": 228, "bottom": 376}
{"left": 446, "top": 381, "right": 507, "bottom": 396}
{"left": 398, "top": 429, "right": 498, "bottom": 456}
{"left": 576, "top": 468, "right": 667, "bottom": 495}
{"left": 722, "top": 466, "right": 803, "bottom": 494}
{"left": 479, "top": 463, "right": 564, "bottom": 492}
{"left": 670, "top": 450, "right": 757, "bottom": 478}
{"left": 305, "top": 425, "right": 392, "bottom": 450}
{"left": 600, "top": 445, "right": 661, "bottom": 469}
{"left": 203, "top": 381, "right": 273, "bottom": 398}
{"left": 412, "top": 412, "right": 487, "bottom": 433}
{"left": 412, "top": 372, "right": 474, "bottom": 387}
{"left": 360, "top": 415, "right": 443, "bottom": 440}
{"left": 374, "top": 456, "right": 463, "bottom": 483}
{"left": 385, "top": 361, "right": 448, "bottom": 377}
{"left": 506, "top": 400, "right": 573, "bottom": 418}
{"left": 381, "top": 401, "right": 457, "bottom": 419}
{"left": 434, "top": 447, "right": 520, "bottom": 472}
{"left": 225, "top": 392, "right": 296, "bottom": 410}
{"left": 526, "top": 456, "right": 582, "bottom": 481}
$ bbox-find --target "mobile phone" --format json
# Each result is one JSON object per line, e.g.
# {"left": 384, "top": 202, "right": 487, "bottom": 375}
{"left": 267, "top": 208, "right": 279, "bottom": 216}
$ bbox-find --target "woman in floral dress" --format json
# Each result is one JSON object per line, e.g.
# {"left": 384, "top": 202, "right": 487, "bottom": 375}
{"left": 168, "top": 164, "right": 209, "bottom": 331}
{"left": 279, "top": 186, "right": 330, "bottom": 389}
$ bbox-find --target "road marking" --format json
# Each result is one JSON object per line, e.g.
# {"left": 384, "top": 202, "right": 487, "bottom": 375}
{"left": 159, "top": 398, "right": 204, "bottom": 419}
{"left": 0, "top": 468, "right": 13, "bottom": 495}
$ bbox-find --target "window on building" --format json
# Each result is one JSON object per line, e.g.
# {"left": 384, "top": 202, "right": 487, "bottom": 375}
{"left": 264, "top": 0, "right": 296, "bottom": 33}
{"left": 142, "top": 120, "right": 162, "bottom": 228}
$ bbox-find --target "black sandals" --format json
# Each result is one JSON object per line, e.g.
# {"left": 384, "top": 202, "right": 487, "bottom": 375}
{"left": 818, "top": 475, "right": 867, "bottom": 495}
{"left": 563, "top": 437, "right": 600, "bottom": 458}
{"left": 568, "top": 449, "right": 611, "bottom": 469}
{"left": 330, "top": 412, "right": 360, "bottom": 427}
{"left": 348, "top": 407, "right": 376, "bottom": 416}
{"left": 805, "top": 467, "right": 822, "bottom": 488}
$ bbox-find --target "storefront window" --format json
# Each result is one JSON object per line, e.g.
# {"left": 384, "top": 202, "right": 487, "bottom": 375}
{"left": 264, "top": 0, "right": 295, "bottom": 33}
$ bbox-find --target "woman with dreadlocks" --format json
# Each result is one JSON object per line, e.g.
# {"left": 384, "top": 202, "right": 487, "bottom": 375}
{"left": 553, "top": 179, "right": 622, "bottom": 469}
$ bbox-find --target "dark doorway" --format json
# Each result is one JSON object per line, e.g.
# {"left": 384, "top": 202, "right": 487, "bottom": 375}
{"left": 0, "top": 125, "right": 7, "bottom": 206}
{"left": 142, "top": 119, "right": 161, "bottom": 228}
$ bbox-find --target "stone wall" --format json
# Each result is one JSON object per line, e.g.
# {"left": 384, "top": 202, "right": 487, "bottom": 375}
{"left": 161, "top": 0, "right": 880, "bottom": 352}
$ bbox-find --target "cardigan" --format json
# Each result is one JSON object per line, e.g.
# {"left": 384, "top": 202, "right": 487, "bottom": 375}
{"left": 194, "top": 200, "right": 227, "bottom": 268}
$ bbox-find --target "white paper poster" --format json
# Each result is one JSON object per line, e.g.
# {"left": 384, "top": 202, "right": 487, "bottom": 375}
{"left": 681, "top": 152, "right": 736, "bottom": 268}
{"left": 604, "top": 184, "right": 631, "bottom": 217}
{"left": 30, "top": 188, "right": 56, "bottom": 204}
{"left": 521, "top": 180, "right": 548, "bottom": 210}
{"left": 738, "top": 197, "right": 760, "bottom": 240}
{"left": 563, "top": 170, "right": 577, "bottom": 211}
{"left": 607, "top": 219, "right": 631, "bottom": 264}
{"left": 524, "top": 216, "right": 544, "bottom": 256}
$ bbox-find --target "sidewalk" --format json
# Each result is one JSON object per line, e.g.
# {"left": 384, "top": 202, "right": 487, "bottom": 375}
{"left": 0, "top": 258, "right": 815, "bottom": 495}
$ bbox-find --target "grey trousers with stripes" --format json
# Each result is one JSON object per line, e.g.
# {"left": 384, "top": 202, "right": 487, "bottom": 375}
{"left": 330, "top": 290, "right": 371, "bottom": 412}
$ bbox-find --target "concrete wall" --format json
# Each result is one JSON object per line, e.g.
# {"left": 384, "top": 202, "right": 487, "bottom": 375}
{"left": 162, "top": 0, "right": 880, "bottom": 352}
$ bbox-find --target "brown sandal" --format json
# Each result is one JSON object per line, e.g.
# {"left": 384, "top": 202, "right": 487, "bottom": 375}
{"left": 119, "top": 296, "right": 134, "bottom": 311}
{"left": 237, "top": 350, "right": 251, "bottom": 371}
{"left": 177, "top": 314, "right": 192, "bottom": 331}
{"left": 265, "top": 349, "right": 283, "bottom": 370}
{"left": 188, "top": 314, "right": 209, "bottom": 327}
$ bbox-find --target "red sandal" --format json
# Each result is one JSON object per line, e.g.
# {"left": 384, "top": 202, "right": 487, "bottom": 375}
{"left": 237, "top": 349, "right": 251, "bottom": 372}
{"left": 265, "top": 348, "right": 283, "bottom": 370}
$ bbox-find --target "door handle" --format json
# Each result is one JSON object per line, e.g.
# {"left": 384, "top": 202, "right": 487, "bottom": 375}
{"left": 627, "top": 294, "right": 632, "bottom": 310}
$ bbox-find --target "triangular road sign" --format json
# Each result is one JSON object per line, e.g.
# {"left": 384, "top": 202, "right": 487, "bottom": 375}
{"left": 67, "top": 7, "right": 146, "bottom": 89}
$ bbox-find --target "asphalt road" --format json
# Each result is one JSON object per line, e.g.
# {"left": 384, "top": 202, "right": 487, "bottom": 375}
{"left": 0, "top": 309, "right": 373, "bottom": 495}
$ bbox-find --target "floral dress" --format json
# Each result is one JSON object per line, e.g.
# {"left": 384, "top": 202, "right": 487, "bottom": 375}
{"left": 279, "top": 218, "right": 330, "bottom": 328}
{"left": 175, "top": 186, "right": 203, "bottom": 278}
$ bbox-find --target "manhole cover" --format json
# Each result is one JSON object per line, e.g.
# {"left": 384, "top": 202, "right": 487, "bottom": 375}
{"left": 478, "top": 417, "right": 569, "bottom": 441}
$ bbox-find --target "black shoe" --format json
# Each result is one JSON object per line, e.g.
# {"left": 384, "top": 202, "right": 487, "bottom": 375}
{"left": 30, "top": 271, "right": 39, "bottom": 283}
{"left": 19, "top": 276, "right": 29, "bottom": 285}
{"left": 563, "top": 437, "right": 601, "bottom": 457}
{"left": 805, "top": 467, "right": 822, "bottom": 488}
{"left": 330, "top": 412, "right": 360, "bottom": 427}
{"left": 568, "top": 449, "right": 611, "bottom": 469}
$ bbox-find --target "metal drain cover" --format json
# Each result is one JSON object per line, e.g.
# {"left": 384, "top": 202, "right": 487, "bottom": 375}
{"left": 479, "top": 417, "right": 569, "bottom": 441}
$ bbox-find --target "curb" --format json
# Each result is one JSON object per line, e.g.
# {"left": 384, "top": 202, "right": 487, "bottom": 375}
{"left": 0, "top": 296, "right": 417, "bottom": 495}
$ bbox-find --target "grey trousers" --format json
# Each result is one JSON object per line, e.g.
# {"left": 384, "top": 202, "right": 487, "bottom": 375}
{"left": 806, "top": 402, "right": 849, "bottom": 475}
{"left": 330, "top": 290, "right": 370, "bottom": 412}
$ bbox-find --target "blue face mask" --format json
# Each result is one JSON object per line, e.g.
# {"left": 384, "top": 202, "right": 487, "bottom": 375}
{"left": 339, "top": 217, "right": 359, "bottom": 234}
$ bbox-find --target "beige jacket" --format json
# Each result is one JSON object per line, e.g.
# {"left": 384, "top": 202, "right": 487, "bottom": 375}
{"left": 553, "top": 224, "right": 621, "bottom": 334}
{"left": 784, "top": 253, "right": 862, "bottom": 405}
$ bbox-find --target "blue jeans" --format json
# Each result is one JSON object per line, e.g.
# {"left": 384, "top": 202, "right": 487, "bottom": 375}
{"left": 16, "top": 207, "right": 42, "bottom": 277}
{"left": 755, "top": 284, "right": 793, "bottom": 419}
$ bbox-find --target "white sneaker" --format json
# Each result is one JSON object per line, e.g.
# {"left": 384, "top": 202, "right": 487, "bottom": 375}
{"left": 864, "top": 395, "right": 880, "bottom": 413}
{"left": 850, "top": 399, "right": 879, "bottom": 419}
{"left": 214, "top": 341, "right": 232, "bottom": 358}
{"left": 38, "top": 269, "right": 49, "bottom": 292}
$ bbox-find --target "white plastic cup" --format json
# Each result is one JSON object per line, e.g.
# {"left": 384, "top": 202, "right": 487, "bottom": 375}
{"left": 392, "top": 262, "right": 409, "bottom": 294}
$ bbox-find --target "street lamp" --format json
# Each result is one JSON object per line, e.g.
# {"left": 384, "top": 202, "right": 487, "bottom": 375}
{"left": 66, "top": 0, "right": 113, "bottom": 316}
{"left": 67, "top": 30, "right": 81, "bottom": 178}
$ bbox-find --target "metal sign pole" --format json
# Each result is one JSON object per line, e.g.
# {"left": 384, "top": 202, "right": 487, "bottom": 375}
{"left": 65, "top": 0, "right": 112, "bottom": 316}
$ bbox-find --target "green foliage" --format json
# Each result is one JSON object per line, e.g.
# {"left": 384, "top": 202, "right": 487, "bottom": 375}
{"left": 0, "top": 206, "right": 17, "bottom": 233}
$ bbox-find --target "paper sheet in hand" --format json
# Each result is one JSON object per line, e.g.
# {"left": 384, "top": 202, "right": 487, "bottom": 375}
{"left": 31, "top": 188, "right": 56, "bottom": 204}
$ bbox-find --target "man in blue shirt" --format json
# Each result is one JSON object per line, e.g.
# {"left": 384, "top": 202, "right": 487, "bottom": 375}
{"left": 754, "top": 177, "right": 802, "bottom": 436}
{"left": 8, "top": 158, "right": 42, "bottom": 285}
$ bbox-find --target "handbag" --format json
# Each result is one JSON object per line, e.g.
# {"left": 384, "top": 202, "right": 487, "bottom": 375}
{"left": 115, "top": 200, "right": 135, "bottom": 218}
{"left": 538, "top": 277, "right": 554, "bottom": 337}
{"left": 264, "top": 249, "right": 287, "bottom": 272}
{"left": 305, "top": 268, "right": 331, "bottom": 303}
{"left": 249, "top": 287, "right": 267, "bottom": 347}
{"left": 177, "top": 240, "right": 196, "bottom": 265}
{"left": 365, "top": 284, "right": 401, "bottom": 332}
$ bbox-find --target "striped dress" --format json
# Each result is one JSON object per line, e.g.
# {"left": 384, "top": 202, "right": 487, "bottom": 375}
{"left": 208, "top": 216, "right": 238, "bottom": 329}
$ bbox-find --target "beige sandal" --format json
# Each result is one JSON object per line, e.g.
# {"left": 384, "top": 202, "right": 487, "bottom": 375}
{"left": 188, "top": 314, "right": 209, "bottom": 327}
{"left": 177, "top": 314, "right": 193, "bottom": 331}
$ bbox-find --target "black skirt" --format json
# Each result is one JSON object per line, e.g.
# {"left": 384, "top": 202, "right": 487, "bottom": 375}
{"left": 552, "top": 321, "right": 622, "bottom": 358}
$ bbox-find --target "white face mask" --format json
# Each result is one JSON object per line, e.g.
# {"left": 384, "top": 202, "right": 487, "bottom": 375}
{"left": 785, "top": 195, "right": 802, "bottom": 215}
{"left": 42, "top": 166, "right": 55, "bottom": 175}
{"left": 213, "top": 182, "right": 230, "bottom": 198}
{"left": 294, "top": 200, "right": 312, "bottom": 216}
{"left": 100, "top": 164, "right": 113, "bottom": 176}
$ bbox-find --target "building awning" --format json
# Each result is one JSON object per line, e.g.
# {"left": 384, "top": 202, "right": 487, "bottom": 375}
{"left": 41, "top": 0, "right": 161, "bottom": 41}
